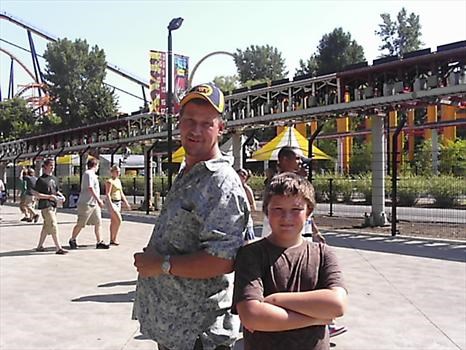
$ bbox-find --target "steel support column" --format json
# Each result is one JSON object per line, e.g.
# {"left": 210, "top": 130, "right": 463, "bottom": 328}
{"left": 391, "top": 113, "right": 406, "bottom": 236}
{"left": 145, "top": 142, "right": 157, "bottom": 215}
{"left": 370, "top": 114, "right": 389, "bottom": 226}
{"left": 308, "top": 122, "right": 324, "bottom": 183}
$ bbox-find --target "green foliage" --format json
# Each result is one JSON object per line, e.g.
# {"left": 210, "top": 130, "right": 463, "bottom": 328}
{"left": 43, "top": 38, "right": 118, "bottom": 128}
{"left": 375, "top": 7, "right": 423, "bottom": 57}
{"left": 212, "top": 75, "right": 240, "bottom": 93}
{"left": 350, "top": 141, "right": 372, "bottom": 174}
{"left": 412, "top": 139, "right": 433, "bottom": 176}
{"left": 353, "top": 173, "right": 372, "bottom": 204}
{"left": 297, "top": 27, "right": 365, "bottom": 76}
{"left": 234, "top": 45, "right": 287, "bottom": 83}
{"left": 295, "top": 55, "right": 318, "bottom": 77}
{"left": 397, "top": 176, "right": 427, "bottom": 206}
{"left": 333, "top": 176, "right": 354, "bottom": 203}
{"left": 411, "top": 138, "right": 466, "bottom": 176}
{"left": 439, "top": 139, "right": 466, "bottom": 176}
{"left": 428, "top": 175, "right": 465, "bottom": 208}
{"left": 247, "top": 175, "right": 266, "bottom": 195}
{"left": 0, "top": 98, "right": 36, "bottom": 141}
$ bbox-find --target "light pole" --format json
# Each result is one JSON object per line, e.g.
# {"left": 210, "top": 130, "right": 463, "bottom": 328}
{"left": 167, "top": 17, "right": 183, "bottom": 189}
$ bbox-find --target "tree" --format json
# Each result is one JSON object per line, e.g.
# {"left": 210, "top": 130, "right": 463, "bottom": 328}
{"left": 0, "top": 98, "right": 36, "bottom": 141}
{"left": 234, "top": 45, "right": 287, "bottom": 83}
{"left": 350, "top": 141, "right": 372, "bottom": 174}
{"left": 296, "top": 28, "right": 365, "bottom": 76}
{"left": 375, "top": 7, "right": 423, "bottom": 57}
{"left": 212, "top": 75, "right": 240, "bottom": 93}
{"left": 43, "top": 38, "right": 118, "bottom": 128}
{"left": 295, "top": 55, "right": 318, "bottom": 77}
{"left": 439, "top": 138, "right": 466, "bottom": 176}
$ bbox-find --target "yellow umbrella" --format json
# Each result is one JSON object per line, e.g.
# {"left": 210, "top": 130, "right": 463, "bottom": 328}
{"left": 171, "top": 146, "right": 186, "bottom": 163}
{"left": 18, "top": 159, "right": 33, "bottom": 166}
{"left": 252, "top": 126, "right": 332, "bottom": 161}
{"left": 56, "top": 154, "right": 74, "bottom": 165}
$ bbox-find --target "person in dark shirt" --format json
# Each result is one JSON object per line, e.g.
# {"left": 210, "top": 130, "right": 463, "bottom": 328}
{"left": 233, "top": 172, "right": 348, "bottom": 350}
{"left": 33, "top": 158, "right": 68, "bottom": 255}
{"left": 23, "top": 168, "right": 39, "bottom": 223}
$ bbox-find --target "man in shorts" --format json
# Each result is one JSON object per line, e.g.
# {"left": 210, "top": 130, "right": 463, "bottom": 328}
{"left": 33, "top": 158, "right": 68, "bottom": 254}
{"left": 23, "top": 168, "right": 39, "bottom": 223}
{"left": 69, "top": 158, "right": 109, "bottom": 249}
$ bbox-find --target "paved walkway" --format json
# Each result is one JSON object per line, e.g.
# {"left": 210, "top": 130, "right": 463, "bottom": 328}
{"left": 0, "top": 204, "right": 465, "bottom": 350}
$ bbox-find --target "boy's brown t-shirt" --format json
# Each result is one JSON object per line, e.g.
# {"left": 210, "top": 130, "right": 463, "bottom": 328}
{"left": 232, "top": 238, "right": 345, "bottom": 350}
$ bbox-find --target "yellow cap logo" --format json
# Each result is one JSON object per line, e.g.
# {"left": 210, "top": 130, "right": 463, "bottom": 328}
{"left": 196, "top": 84, "right": 213, "bottom": 96}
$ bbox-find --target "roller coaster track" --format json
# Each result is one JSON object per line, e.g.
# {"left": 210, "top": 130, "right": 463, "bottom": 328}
{"left": 0, "top": 11, "right": 149, "bottom": 88}
{"left": 1, "top": 84, "right": 465, "bottom": 161}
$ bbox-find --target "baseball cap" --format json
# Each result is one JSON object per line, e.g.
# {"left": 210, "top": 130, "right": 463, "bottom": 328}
{"left": 180, "top": 83, "right": 225, "bottom": 113}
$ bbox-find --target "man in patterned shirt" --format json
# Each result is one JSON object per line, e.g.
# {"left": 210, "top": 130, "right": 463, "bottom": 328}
{"left": 133, "top": 83, "right": 251, "bottom": 350}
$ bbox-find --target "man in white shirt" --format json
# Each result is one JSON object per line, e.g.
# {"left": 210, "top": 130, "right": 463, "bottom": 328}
{"left": 69, "top": 158, "right": 109, "bottom": 249}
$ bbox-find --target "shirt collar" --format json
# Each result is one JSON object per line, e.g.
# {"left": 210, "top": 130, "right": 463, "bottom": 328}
{"left": 179, "top": 154, "right": 233, "bottom": 174}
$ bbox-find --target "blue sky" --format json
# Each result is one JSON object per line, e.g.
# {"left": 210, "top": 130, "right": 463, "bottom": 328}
{"left": 1, "top": 0, "right": 465, "bottom": 113}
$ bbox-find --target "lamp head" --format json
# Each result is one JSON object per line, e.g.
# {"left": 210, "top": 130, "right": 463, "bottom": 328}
{"left": 168, "top": 17, "right": 184, "bottom": 31}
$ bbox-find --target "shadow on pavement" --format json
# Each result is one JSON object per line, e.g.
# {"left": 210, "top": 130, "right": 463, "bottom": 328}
{"left": 134, "top": 334, "right": 151, "bottom": 340}
{"left": 0, "top": 248, "right": 58, "bottom": 257}
{"left": 98, "top": 280, "right": 137, "bottom": 288}
{"left": 72, "top": 290, "right": 135, "bottom": 303}
{"left": 0, "top": 220, "right": 76, "bottom": 228}
{"left": 324, "top": 231, "right": 466, "bottom": 262}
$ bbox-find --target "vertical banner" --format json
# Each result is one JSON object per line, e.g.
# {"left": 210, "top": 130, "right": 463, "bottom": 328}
{"left": 173, "top": 54, "right": 189, "bottom": 114}
{"left": 149, "top": 50, "right": 167, "bottom": 114}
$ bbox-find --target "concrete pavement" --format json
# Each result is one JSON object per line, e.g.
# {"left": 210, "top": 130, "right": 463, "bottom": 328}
{"left": 0, "top": 204, "right": 465, "bottom": 350}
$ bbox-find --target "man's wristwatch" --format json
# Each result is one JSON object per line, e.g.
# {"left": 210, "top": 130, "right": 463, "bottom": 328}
{"left": 161, "top": 255, "right": 172, "bottom": 275}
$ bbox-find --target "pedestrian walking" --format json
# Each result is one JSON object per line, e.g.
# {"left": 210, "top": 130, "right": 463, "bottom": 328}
{"left": 237, "top": 168, "right": 256, "bottom": 211}
{"left": 0, "top": 178, "right": 6, "bottom": 205}
{"left": 18, "top": 168, "right": 29, "bottom": 221}
{"left": 133, "top": 83, "right": 251, "bottom": 350}
{"left": 105, "top": 165, "right": 131, "bottom": 245}
{"left": 23, "top": 168, "right": 39, "bottom": 223}
{"left": 69, "top": 158, "right": 109, "bottom": 249}
{"left": 33, "top": 158, "right": 68, "bottom": 254}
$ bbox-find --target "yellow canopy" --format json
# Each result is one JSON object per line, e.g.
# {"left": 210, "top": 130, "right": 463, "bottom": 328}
{"left": 171, "top": 146, "right": 186, "bottom": 163}
{"left": 251, "top": 126, "right": 332, "bottom": 161}
{"left": 18, "top": 160, "right": 33, "bottom": 166}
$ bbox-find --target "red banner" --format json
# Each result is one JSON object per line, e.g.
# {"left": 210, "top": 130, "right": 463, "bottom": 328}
{"left": 173, "top": 54, "right": 189, "bottom": 114}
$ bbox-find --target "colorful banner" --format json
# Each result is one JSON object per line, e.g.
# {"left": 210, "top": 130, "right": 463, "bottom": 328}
{"left": 173, "top": 54, "right": 189, "bottom": 114}
{"left": 149, "top": 50, "right": 167, "bottom": 114}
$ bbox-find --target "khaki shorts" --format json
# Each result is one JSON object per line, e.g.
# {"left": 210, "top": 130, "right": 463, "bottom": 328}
{"left": 24, "top": 195, "right": 35, "bottom": 208}
{"left": 41, "top": 207, "right": 58, "bottom": 235}
{"left": 76, "top": 203, "right": 101, "bottom": 228}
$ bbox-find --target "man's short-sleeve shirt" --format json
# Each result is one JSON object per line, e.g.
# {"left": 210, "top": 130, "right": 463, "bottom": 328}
{"left": 77, "top": 169, "right": 99, "bottom": 205}
{"left": 133, "top": 156, "right": 251, "bottom": 350}
{"left": 232, "top": 239, "right": 346, "bottom": 350}
{"left": 35, "top": 174, "right": 59, "bottom": 209}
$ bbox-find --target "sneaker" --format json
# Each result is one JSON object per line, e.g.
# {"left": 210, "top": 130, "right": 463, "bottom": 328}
{"left": 96, "top": 241, "right": 110, "bottom": 249}
{"left": 26, "top": 218, "right": 33, "bottom": 222}
{"left": 69, "top": 239, "right": 78, "bottom": 249}
{"left": 35, "top": 247, "right": 45, "bottom": 252}
{"left": 33, "top": 214, "right": 40, "bottom": 223}
{"left": 329, "top": 324, "right": 348, "bottom": 338}
{"left": 56, "top": 248, "right": 68, "bottom": 255}
{"left": 20, "top": 217, "right": 29, "bottom": 222}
